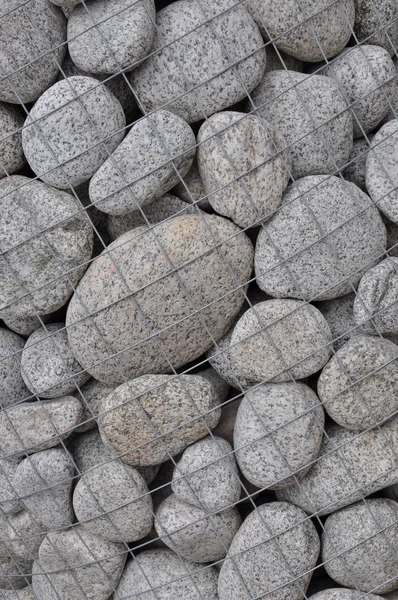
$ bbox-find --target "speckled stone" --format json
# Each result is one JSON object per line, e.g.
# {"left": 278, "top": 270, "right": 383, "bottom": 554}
{"left": 323, "top": 45, "right": 396, "bottom": 138}
{"left": 230, "top": 299, "right": 332, "bottom": 384}
{"left": 114, "top": 548, "right": 218, "bottom": 600}
{"left": 255, "top": 176, "right": 387, "bottom": 300}
{"left": 0, "top": 104, "right": 24, "bottom": 178}
{"left": 366, "top": 120, "right": 398, "bottom": 223}
{"left": 68, "top": 0, "right": 155, "bottom": 74}
{"left": 7, "top": 510, "right": 45, "bottom": 561}
{"left": 277, "top": 419, "right": 398, "bottom": 515}
{"left": 197, "top": 366, "right": 230, "bottom": 404}
{"left": 90, "top": 110, "right": 195, "bottom": 215}
{"left": 66, "top": 214, "right": 253, "bottom": 383}
{"left": 21, "top": 323, "right": 90, "bottom": 399}
{"left": 316, "top": 294, "right": 357, "bottom": 350}
{"left": 385, "top": 216, "right": 398, "bottom": 256}
{"left": 212, "top": 399, "right": 241, "bottom": 447}
{"left": 354, "top": 0, "right": 398, "bottom": 56}
{"left": 99, "top": 374, "right": 221, "bottom": 466}
{"left": 0, "top": 175, "right": 93, "bottom": 320}
{"left": 50, "top": 0, "right": 81, "bottom": 6}
{"left": 343, "top": 136, "right": 373, "bottom": 191}
{"left": 218, "top": 501, "right": 320, "bottom": 600}
{"left": 2, "top": 314, "right": 52, "bottom": 338}
{"left": 250, "top": 71, "right": 353, "bottom": 178}
{"left": 0, "top": 0, "right": 66, "bottom": 103}
{"left": 155, "top": 494, "right": 241, "bottom": 563}
{"left": 207, "top": 324, "right": 255, "bottom": 390}
{"left": 22, "top": 76, "right": 126, "bottom": 189}
{"left": 323, "top": 499, "right": 398, "bottom": 593}
{"left": 0, "top": 396, "right": 83, "bottom": 458}
{"left": 0, "top": 589, "right": 36, "bottom": 599}
{"left": 73, "top": 379, "right": 116, "bottom": 433}
{"left": 0, "top": 329, "right": 30, "bottom": 408}
{"left": 0, "top": 554, "right": 32, "bottom": 590}
{"left": 73, "top": 460, "right": 153, "bottom": 542}
{"left": 264, "top": 46, "right": 303, "bottom": 73}
{"left": 131, "top": 0, "right": 266, "bottom": 123}
{"left": 310, "top": 589, "right": 384, "bottom": 600}
{"left": 197, "top": 111, "right": 290, "bottom": 228}
{"left": 13, "top": 448, "right": 75, "bottom": 530}
{"left": 234, "top": 382, "right": 324, "bottom": 490}
{"left": 172, "top": 159, "right": 211, "bottom": 210}
{"left": 0, "top": 458, "right": 22, "bottom": 514}
{"left": 32, "top": 527, "right": 126, "bottom": 600}
{"left": 318, "top": 335, "right": 398, "bottom": 431}
{"left": 171, "top": 436, "right": 240, "bottom": 512}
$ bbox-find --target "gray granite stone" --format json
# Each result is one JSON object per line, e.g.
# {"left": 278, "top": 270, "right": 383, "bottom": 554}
{"left": 230, "top": 299, "right": 332, "bottom": 384}
{"left": 366, "top": 120, "right": 398, "bottom": 223}
{"left": 0, "top": 0, "right": 66, "bottom": 103}
{"left": 234, "top": 382, "right": 324, "bottom": 490}
{"left": 90, "top": 110, "right": 195, "bottom": 215}
{"left": 207, "top": 323, "right": 256, "bottom": 390}
{"left": 310, "top": 590, "right": 384, "bottom": 600}
{"left": 218, "top": 501, "right": 320, "bottom": 600}
{"left": 7, "top": 510, "right": 45, "bottom": 562}
{"left": 0, "top": 397, "right": 83, "bottom": 458}
{"left": 73, "top": 379, "right": 116, "bottom": 433}
{"left": 0, "top": 175, "right": 93, "bottom": 320}
{"left": 212, "top": 399, "right": 241, "bottom": 448}
{"left": 50, "top": 0, "right": 81, "bottom": 6}
{"left": 22, "top": 76, "right": 126, "bottom": 189}
{"left": 114, "top": 548, "right": 218, "bottom": 600}
{"left": 322, "top": 499, "right": 398, "bottom": 593}
{"left": 0, "top": 329, "right": 30, "bottom": 408}
{"left": 13, "top": 448, "right": 75, "bottom": 530}
{"left": 0, "top": 104, "right": 24, "bottom": 178}
{"left": 343, "top": 136, "right": 373, "bottom": 191}
{"left": 250, "top": 71, "right": 353, "bottom": 178}
{"left": 2, "top": 314, "right": 51, "bottom": 338}
{"left": 354, "top": 0, "right": 398, "bottom": 56}
{"left": 172, "top": 159, "right": 211, "bottom": 210}
{"left": 99, "top": 374, "right": 221, "bottom": 466}
{"left": 66, "top": 214, "right": 253, "bottom": 382}
{"left": 0, "top": 589, "right": 36, "bottom": 599}
{"left": 277, "top": 419, "right": 398, "bottom": 515}
{"left": 255, "top": 176, "right": 387, "bottom": 300}
{"left": 316, "top": 294, "right": 357, "bottom": 350}
{"left": 197, "top": 111, "right": 290, "bottom": 228}
{"left": 385, "top": 216, "right": 398, "bottom": 256}
{"left": 0, "top": 554, "right": 32, "bottom": 590}
{"left": 68, "top": 0, "right": 156, "bottom": 74}
{"left": 131, "top": 0, "right": 266, "bottom": 123}
{"left": 0, "top": 458, "right": 22, "bottom": 515}
{"left": 195, "top": 366, "right": 230, "bottom": 404}
{"left": 264, "top": 46, "right": 303, "bottom": 73}
{"left": 155, "top": 494, "right": 241, "bottom": 563}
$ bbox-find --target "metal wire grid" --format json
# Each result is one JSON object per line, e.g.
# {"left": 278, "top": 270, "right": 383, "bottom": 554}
{"left": 0, "top": 0, "right": 398, "bottom": 598}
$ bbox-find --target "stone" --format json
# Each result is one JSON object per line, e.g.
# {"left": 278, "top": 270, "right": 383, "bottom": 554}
{"left": 0, "top": 589, "right": 36, "bottom": 599}
{"left": 7, "top": 510, "right": 45, "bottom": 561}
{"left": 234, "top": 382, "right": 324, "bottom": 490}
{"left": 207, "top": 323, "right": 255, "bottom": 390}
{"left": 0, "top": 458, "right": 22, "bottom": 514}
{"left": 74, "top": 379, "right": 116, "bottom": 433}
{"left": 323, "top": 45, "right": 396, "bottom": 138}
{"left": 154, "top": 494, "right": 241, "bottom": 563}
{"left": 172, "top": 159, "right": 211, "bottom": 210}
{"left": 0, "top": 175, "right": 93, "bottom": 320}
{"left": 254, "top": 176, "right": 387, "bottom": 300}
{"left": 99, "top": 374, "right": 221, "bottom": 466}
{"left": 385, "top": 216, "right": 398, "bottom": 256}
{"left": 171, "top": 436, "right": 240, "bottom": 512}
{"left": 310, "top": 589, "right": 384, "bottom": 600}
{"left": 32, "top": 527, "right": 126, "bottom": 600}
{"left": 21, "top": 323, "right": 90, "bottom": 399}
{"left": 2, "top": 314, "right": 51, "bottom": 338}
{"left": 318, "top": 335, "right": 398, "bottom": 430}
{"left": 264, "top": 46, "right": 303, "bottom": 73}
{"left": 13, "top": 448, "right": 75, "bottom": 530}
{"left": 0, "top": 104, "right": 24, "bottom": 178}
{"left": 197, "top": 111, "right": 290, "bottom": 228}
{"left": 230, "top": 299, "right": 332, "bottom": 384}
{"left": 0, "top": 0, "right": 66, "bottom": 103}
{"left": 196, "top": 366, "right": 230, "bottom": 404}
{"left": 90, "top": 110, "right": 195, "bottom": 215}
{"left": 66, "top": 214, "right": 253, "bottom": 383}
{"left": 22, "top": 76, "right": 126, "bottom": 189}
{"left": 316, "top": 294, "right": 357, "bottom": 350}
{"left": 277, "top": 419, "right": 398, "bottom": 515}
{"left": 212, "top": 399, "right": 241, "bottom": 447}
{"left": 68, "top": 0, "right": 156, "bottom": 74}
{"left": 114, "top": 548, "right": 219, "bottom": 600}
{"left": 73, "top": 460, "right": 153, "bottom": 542}
{"left": 0, "top": 396, "right": 83, "bottom": 458}
{"left": 131, "top": 0, "right": 266, "bottom": 123}
{"left": 366, "top": 120, "right": 398, "bottom": 223}
{"left": 250, "top": 71, "right": 353, "bottom": 178}
{"left": 51, "top": 0, "right": 81, "bottom": 6}
{"left": 354, "top": 0, "right": 398, "bottom": 56}
{"left": 343, "top": 136, "right": 373, "bottom": 191}
{"left": 218, "top": 501, "right": 320, "bottom": 600}
{"left": 0, "top": 554, "right": 32, "bottom": 590}
{"left": 322, "top": 499, "right": 398, "bottom": 593}
{"left": 0, "top": 329, "right": 30, "bottom": 408}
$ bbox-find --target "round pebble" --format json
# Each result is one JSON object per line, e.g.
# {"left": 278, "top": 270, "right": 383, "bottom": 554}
{"left": 0, "top": 104, "right": 24, "bottom": 177}
{"left": 310, "top": 589, "right": 384, "bottom": 600}
{"left": 0, "top": 589, "right": 36, "bottom": 599}
{"left": 73, "top": 379, "right": 116, "bottom": 432}
{"left": 354, "top": 0, "right": 398, "bottom": 56}
{"left": 2, "top": 314, "right": 52, "bottom": 338}
{"left": 316, "top": 293, "right": 357, "bottom": 350}
{"left": 7, "top": 510, "right": 45, "bottom": 561}
{"left": 172, "top": 159, "right": 211, "bottom": 210}
{"left": 343, "top": 136, "right": 373, "bottom": 191}
{"left": 0, "top": 554, "right": 31, "bottom": 590}
{"left": 0, "top": 458, "right": 23, "bottom": 515}
{"left": 0, "top": 328, "right": 30, "bottom": 407}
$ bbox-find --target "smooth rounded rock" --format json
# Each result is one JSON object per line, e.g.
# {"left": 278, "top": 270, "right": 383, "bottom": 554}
{"left": 354, "top": 0, "right": 398, "bottom": 55}
{"left": 366, "top": 120, "right": 398, "bottom": 223}
{"left": 310, "top": 589, "right": 384, "bottom": 600}
{"left": 343, "top": 136, "right": 373, "bottom": 191}
{"left": 73, "top": 379, "right": 116, "bottom": 432}
{"left": 7, "top": 510, "right": 45, "bottom": 562}
{"left": 250, "top": 71, "right": 353, "bottom": 178}
{"left": 66, "top": 214, "right": 253, "bottom": 383}
{"left": 172, "top": 159, "right": 211, "bottom": 210}
{"left": 316, "top": 294, "right": 357, "bottom": 350}
{"left": 0, "top": 458, "right": 22, "bottom": 514}
{"left": 0, "top": 589, "right": 36, "bottom": 599}
{"left": 22, "top": 76, "right": 126, "bottom": 189}
{"left": 0, "top": 104, "right": 24, "bottom": 177}
{"left": 218, "top": 501, "right": 320, "bottom": 600}
{"left": 0, "top": 554, "right": 32, "bottom": 590}
{"left": 195, "top": 366, "right": 231, "bottom": 404}
{"left": 197, "top": 111, "right": 290, "bottom": 228}
{"left": 255, "top": 176, "right": 387, "bottom": 300}
{"left": 2, "top": 314, "right": 51, "bottom": 338}
{"left": 131, "top": 0, "right": 266, "bottom": 123}
{"left": 89, "top": 109, "right": 195, "bottom": 215}
{"left": 0, "top": 329, "right": 30, "bottom": 407}
{"left": 207, "top": 323, "right": 255, "bottom": 390}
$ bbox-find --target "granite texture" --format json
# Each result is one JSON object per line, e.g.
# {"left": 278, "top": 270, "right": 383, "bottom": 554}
{"left": 0, "top": 104, "right": 25, "bottom": 177}
{"left": 0, "top": 328, "right": 30, "bottom": 408}
{"left": 354, "top": 0, "right": 398, "bottom": 56}
{"left": 264, "top": 46, "right": 303, "bottom": 73}
{"left": 0, "top": 554, "right": 32, "bottom": 590}
{"left": 366, "top": 120, "right": 398, "bottom": 223}
{"left": 343, "top": 136, "right": 373, "bottom": 191}
{"left": 0, "top": 457, "right": 22, "bottom": 514}
{"left": 316, "top": 294, "right": 357, "bottom": 350}
{"left": 310, "top": 590, "right": 384, "bottom": 600}
{"left": 172, "top": 159, "right": 211, "bottom": 210}
{"left": 73, "top": 378, "right": 116, "bottom": 433}
{"left": 7, "top": 509, "right": 45, "bottom": 561}
{"left": 2, "top": 314, "right": 51, "bottom": 338}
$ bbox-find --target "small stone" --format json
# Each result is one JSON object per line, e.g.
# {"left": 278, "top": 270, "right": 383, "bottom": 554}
{"left": 250, "top": 71, "right": 353, "bottom": 178}
{"left": 318, "top": 335, "right": 398, "bottom": 430}
{"left": 99, "top": 374, "right": 221, "bottom": 466}
{"left": 0, "top": 554, "right": 32, "bottom": 590}
{"left": 0, "top": 458, "right": 22, "bottom": 514}
{"left": 207, "top": 323, "right": 255, "bottom": 390}
{"left": 230, "top": 299, "right": 332, "bottom": 384}
{"left": 68, "top": 0, "right": 156, "bottom": 74}
{"left": 172, "top": 159, "right": 211, "bottom": 210}
{"left": 0, "top": 329, "right": 30, "bottom": 407}
{"left": 366, "top": 120, "right": 398, "bottom": 223}
{"left": 316, "top": 294, "right": 357, "bottom": 350}
{"left": 310, "top": 589, "right": 384, "bottom": 600}
{"left": 354, "top": 0, "right": 398, "bottom": 56}
{"left": 234, "top": 382, "right": 324, "bottom": 489}
{"left": 255, "top": 176, "right": 387, "bottom": 300}
{"left": 7, "top": 510, "right": 45, "bottom": 562}
{"left": 0, "top": 397, "right": 83, "bottom": 458}
{"left": 0, "top": 104, "right": 24, "bottom": 177}
{"left": 212, "top": 399, "right": 241, "bottom": 447}
{"left": 264, "top": 46, "right": 303, "bottom": 73}
{"left": 218, "top": 501, "right": 320, "bottom": 600}
{"left": 155, "top": 494, "right": 241, "bottom": 563}
{"left": 322, "top": 499, "right": 398, "bottom": 593}
{"left": 114, "top": 548, "right": 219, "bottom": 600}
{"left": 50, "top": 0, "right": 81, "bottom": 6}
{"left": 197, "top": 111, "right": 290, "bottom": 228}
{"left": 2, "top": 314, "right": 51, "bottom": 338}
{"left": 13, "top": 448, "right": 75, "bottom": 530}
{"left": 0, "top": 589, "right": 36, "bottom": 599}
{"left": 22, "top": 76, "right": 126, "bottom": 189}
{"left": 343, "top": 136, "right": 373, "bottom": 191}
{"left": 73, "top": 379, "right": 116, "bottom": 433}
{"left": 196, "top": 367, "right": 230, "bottom": 404}
{"left": 73, "top": 460, "right": 153, "bottom": 542}
{"left": 171, "top": 436, "right": 240, "bottom": 512}
{"left": 90, "top": 110, "right": 195, "bottom": 215}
